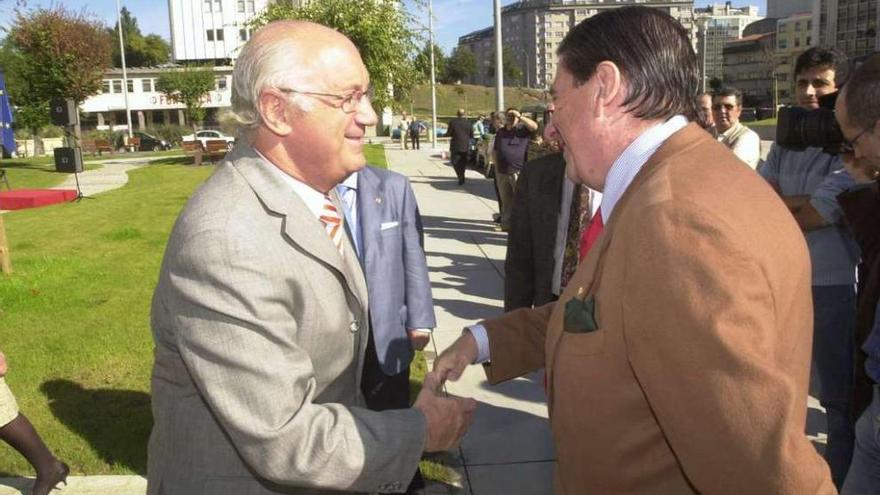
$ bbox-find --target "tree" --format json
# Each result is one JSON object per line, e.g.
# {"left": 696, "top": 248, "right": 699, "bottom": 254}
{"left": 443, "top": 46, "right": 476, "bottom": 84}
{"left": 5, "top": 5, "right": 111, "bottom": 150}
{"left": 253, "top": 0, "right": 423, "bottom": 111}
{"left": 109, "top": 7, "right": 171, "bottom": 68}
{"left": 156, "top": 65, "right": 215, "bottom": 134}
{"left": 414, "top": 42, "right": 446, "bottom": 83}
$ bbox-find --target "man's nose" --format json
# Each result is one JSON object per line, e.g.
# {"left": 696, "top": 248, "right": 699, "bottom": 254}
{"left": 355, "top": 97, "right": 378, "bottom": 126}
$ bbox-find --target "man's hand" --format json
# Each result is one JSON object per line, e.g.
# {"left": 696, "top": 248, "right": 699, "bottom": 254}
{"left": 407, "top": 329, "right": 431, "bottom": 351}
{"left": 433, "top": 331, "right": 479, "bottom": 383}
{"left": 413, "top": 372, "right": 477, "bottom": 452}
{"left": 0, "top": 352, "right": 7, "bottom": 377}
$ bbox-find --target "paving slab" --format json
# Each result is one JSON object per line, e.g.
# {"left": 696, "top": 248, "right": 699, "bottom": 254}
{"left": 0, "top": 476, "right": 146, "bottom": 495}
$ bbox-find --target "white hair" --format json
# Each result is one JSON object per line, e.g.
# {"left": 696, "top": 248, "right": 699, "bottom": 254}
{"left": 228, "top": 23, "right": 318, "bottom": 139}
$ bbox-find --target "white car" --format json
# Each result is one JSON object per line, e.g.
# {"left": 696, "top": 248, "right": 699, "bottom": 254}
{"left": 181, "top": 129, "right": 236, "bottom": 150}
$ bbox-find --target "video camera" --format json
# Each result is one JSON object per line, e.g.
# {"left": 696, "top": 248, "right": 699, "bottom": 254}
{"left": 775, "top": 91, "right": 844, "bottom": 155}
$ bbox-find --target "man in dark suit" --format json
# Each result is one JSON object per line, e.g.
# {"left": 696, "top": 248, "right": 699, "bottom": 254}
{"left": 505, "top": 150, "right": 601, "bottom": 312}
{"left": 337, "top": 165, "right": 436, "bottom": 494}
{"left": 447, "top": 108, "right": 473, "bottom": 185}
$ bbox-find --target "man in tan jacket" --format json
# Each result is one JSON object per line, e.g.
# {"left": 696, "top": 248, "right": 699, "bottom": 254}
{"left": 435, "top": 7, "right": 835, "bottom": 494}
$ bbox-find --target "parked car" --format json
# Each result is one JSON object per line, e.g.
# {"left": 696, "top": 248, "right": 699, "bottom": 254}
{"left": 392, "top": 120, "right": 447, "bottom": 139}
{"left": 132, "top": 131, "right": 171, "bottom": 152}
{"left": 740, "top": 107, "right": 757, "bottom": 122}
{"left": 181, "top": 129, "right": 236, "bottom": 150}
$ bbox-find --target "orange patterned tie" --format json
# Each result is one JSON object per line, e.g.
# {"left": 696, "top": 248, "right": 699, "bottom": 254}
{"left": 319, "top": 195, "right": 344, "bottom": 257}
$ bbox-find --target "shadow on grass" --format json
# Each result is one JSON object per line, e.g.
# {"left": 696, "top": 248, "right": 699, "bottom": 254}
{"left": 40, "top": 379, "right": 152, "bottom": 474}
{"left": 147, "top": 156, "right": 201, "bottom": 166}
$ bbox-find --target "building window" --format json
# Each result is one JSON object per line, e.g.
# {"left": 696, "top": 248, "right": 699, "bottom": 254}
{"left": 207, "top": 29, "right": 214, "bottom": 41}
{"left": 216, "top": 77, "right": 227, "bottom": 91}
{"left": 216, "top": 29, "right": 224, "bottom": 41}
{"left": 239, "top": 29, "right": 248, "bottom": 41}
{"left": 142, "top": 79, "right": 153, "bottom": 92}
{"left": 778, "top": 39, "right": 787, "bottom": 49}
{"left": 102, "top": 80, "right": 111, "bottom": 94}
{"left": 795, "top": 22, "right": 801, "bottom": 31}
{"left": 794, "top": 37, "right": 800, "bottom": 47}
{"left": 112, "top": 80, "right": 122, "bottom": 93}
{"left": 213, "top": 0, "right": 222, "bottom": 12}
{"left": 247, "top": 0, "right": 255, "bottom": 12}
{"left": 237, "top": 0, "right": 245, "bottom": 12}
{"left": 127, "top": 79, "right": 134, "bottom": 93}
{"left": 204, "top": 0, "right": 212, "bottom": 12}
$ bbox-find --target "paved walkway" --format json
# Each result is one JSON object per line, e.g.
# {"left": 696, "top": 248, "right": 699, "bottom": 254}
{"left": 0, "top": 143, "right": 827, "bottom": 494}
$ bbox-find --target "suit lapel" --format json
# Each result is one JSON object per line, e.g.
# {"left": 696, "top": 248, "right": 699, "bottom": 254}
{"left": 231, "top": 145, "right": 368, "bottom": 313}
{"left": 356, "top": 167, "right": 382, "bottom": 270}
{"left": 545, "top": 124, "right": 708, "bottom": 398}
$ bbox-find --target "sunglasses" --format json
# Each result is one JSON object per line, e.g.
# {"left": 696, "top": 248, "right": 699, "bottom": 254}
{"left": 712, "top": 103, "right": 737, "bottom": 111}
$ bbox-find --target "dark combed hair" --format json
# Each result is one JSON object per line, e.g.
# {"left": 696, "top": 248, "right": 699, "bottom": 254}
{"left": 557, "top": 6, "right": 699, "bottom": 121}
{"left": 794, "top": 47, "right": 841, "bottom": 78}
{"left": 715, "top": 86, "right": 743, "bottom": 106}
{"left": 844, "top": 53, "right": 880, "bottom": 129}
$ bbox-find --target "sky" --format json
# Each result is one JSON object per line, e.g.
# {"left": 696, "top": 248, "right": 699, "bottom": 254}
{"left": 0, "top": 0, "right": 767, "bottom": 53}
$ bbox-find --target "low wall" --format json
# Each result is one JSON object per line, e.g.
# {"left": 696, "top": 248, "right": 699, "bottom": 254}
{"left": 14, "top": 137, "right": 66, "bottom": 157}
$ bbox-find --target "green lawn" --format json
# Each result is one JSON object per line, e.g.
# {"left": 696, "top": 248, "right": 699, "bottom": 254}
{"left": 408, "top": 83, "right": 546, "bottom": 119}
{"left": 0, "top": 144, "right": 450, "bottom": 483}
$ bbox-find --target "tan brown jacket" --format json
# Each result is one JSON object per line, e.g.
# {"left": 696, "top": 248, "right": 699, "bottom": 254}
{"left": 483, "top": 124, "right": 835, "bottom": 494}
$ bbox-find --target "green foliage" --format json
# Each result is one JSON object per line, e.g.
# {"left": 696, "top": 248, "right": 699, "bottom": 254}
{"left": 109, "top": 8, "right": 170, "bottom": 68}
{"left": 7, "top": 5, "right": 112, "bottom": 104}
{"left": 156, "top": 66, "right": 215, "bottom": 131}
{"left": 148, "top": 124, "right": 189, "bottom": 146}
{"left": 414, "top": 42, "right": 446, "bottom": 83}
{"left": 488, "top": 49, "right": 522, "bottom": 83}
{"left": 443, "top": 46, "right": 476, "bottom": 84}
{"left": 252, "top": 0, "right": 423, "bottom": 111}
{"left": 709, "top": 77, "right": 723, "bottom": 93}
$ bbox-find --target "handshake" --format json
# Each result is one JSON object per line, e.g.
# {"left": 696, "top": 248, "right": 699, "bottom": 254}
{"left": 413, "top": 332, "right": 480, "bottom": 452}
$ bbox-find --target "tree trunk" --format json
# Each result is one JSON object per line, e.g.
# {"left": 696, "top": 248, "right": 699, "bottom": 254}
{"left": 32, "top": 129, "right": 44, "bottom": 156}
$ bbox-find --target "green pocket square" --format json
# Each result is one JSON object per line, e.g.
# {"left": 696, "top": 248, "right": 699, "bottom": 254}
{"left": 563, "top": 295, "right": 599, "bottom": 333}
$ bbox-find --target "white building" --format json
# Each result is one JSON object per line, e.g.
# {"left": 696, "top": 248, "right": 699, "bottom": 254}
{"left": 167, "top": 0, "right": 272, "bottom": 63}
{"left": 695, "top": 2, "right": 763, "bottom": 91}
{"left": 80, "top": 66, "right": 233, "bottom": 130}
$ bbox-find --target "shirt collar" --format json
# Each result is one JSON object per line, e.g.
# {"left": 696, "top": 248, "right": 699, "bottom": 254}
{"left": 718, "top": 121, "right": 743, "bottom": 139}
{"left": 600, "top": 115, "right": 688, "bottom": 223}
{"left": 339, "top": 171, "right": 359, "bottom": 191}
{"left": 253, "top": 148, "right": 328, "bottom": 221}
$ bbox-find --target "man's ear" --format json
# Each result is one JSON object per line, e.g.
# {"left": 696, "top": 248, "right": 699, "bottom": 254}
{"left": 257, "top": 89, "right": 293, "bottom": 136}
{"left": 593, "top": 61, "right": 623, "bottom": 116}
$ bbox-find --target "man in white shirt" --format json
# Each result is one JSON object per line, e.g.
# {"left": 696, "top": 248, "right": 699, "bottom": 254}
{"left": 712, "top": 86, "right": 760, "bottom": 169}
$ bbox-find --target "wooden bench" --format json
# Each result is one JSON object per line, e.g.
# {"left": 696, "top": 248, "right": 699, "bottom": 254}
{"left": 127, "top": 136, "right": 141, "bottom": 152}
{"left": 203, "top": 139, "right": 229, "bottom": 163}
{"left": 83, "top": 138, "right": 114, "bottom": 156}
{"left": 181, "top": 140, "right": 204, "bottom": 166}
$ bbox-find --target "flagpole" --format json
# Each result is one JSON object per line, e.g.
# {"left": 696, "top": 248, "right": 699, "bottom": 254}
{"left": 116, "top": 0, "right": 134, "bottom": 146}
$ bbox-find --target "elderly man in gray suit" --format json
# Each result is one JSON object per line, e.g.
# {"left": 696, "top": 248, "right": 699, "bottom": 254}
{"left": 147, "top": 21, "right": 475, "bottom": 495}
{"left": 337, "top": 165, "right": 435, "bottom": 493}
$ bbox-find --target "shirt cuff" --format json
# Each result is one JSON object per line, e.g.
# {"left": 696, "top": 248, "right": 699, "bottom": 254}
{"left": 406, "top": 328, "right": 433, "bottom": 334}
{"left": 466, "top": 325, "right": 491, "bottom": 364}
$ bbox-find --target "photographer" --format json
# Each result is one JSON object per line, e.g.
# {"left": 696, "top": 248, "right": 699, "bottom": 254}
{"left": 760, "top": 46, "right": 861, "bottom": 488}
{"left": 835, "top": 53, "right": 880, "bottom": 495}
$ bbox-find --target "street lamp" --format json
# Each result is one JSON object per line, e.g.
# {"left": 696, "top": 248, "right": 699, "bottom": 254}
{"left": 428, "top": 0, "right": 438, "bottom": 149}
{"left": 116, "top": 0, "right": 133, "bottom": 144}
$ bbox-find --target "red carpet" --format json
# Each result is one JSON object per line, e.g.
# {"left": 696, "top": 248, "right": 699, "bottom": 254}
{"left": 0, "top": 189, "right": 78, "bottom": 210}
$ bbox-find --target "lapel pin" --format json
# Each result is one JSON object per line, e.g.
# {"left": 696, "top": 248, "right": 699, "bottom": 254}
{"left": 375, "top": 197, "right": 382, "bottom": 204}
{"left": 577, "top": 287, "right": 585, "bottom": 297}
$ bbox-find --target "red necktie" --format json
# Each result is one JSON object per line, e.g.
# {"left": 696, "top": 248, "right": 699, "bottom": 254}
{"left": 579, "top": 207, "right": 603, "bottom": 261}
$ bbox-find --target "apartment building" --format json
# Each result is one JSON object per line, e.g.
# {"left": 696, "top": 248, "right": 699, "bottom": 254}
{"left": 813, "top": 0, "right": 879, "bottom": 59}
{"left": 695, "top": 2, "right": 763, "bottom": 91}
{"left": 767, "top": 0, "right": 813, "bottom": 19}
{"left": 775, "top": 11, "right": 813, "bottom": 104}
{"left": 457, "top": 0, "right": 695, "bottom": 89}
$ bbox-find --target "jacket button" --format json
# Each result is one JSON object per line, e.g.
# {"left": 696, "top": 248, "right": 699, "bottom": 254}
{"left": 349, "top": 320, "right": 359, "bottom": 333}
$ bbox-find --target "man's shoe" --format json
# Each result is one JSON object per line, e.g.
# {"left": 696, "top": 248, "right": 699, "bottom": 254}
{"left": 492, "top": 213, "right": 501, "bottom": 223}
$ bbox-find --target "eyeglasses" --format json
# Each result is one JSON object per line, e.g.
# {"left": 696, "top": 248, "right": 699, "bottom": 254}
{"left": 276, "top": 85, "right": 373, "bottom": 113}
{"left": 840, "top": 121, "right": 876, "bottom": 154}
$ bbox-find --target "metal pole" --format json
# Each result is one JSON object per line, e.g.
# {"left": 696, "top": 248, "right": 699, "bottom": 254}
{"left": 428, "top": 0, "right": 438, "bottom": 149}
{"left": 494, "top": 0, "right": 504, "bottom": 112}
{"left": 116, "top": 0, "right": 133, "bottom": 144}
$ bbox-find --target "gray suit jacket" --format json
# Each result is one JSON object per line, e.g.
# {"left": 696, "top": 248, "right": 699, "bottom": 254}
{"left": 147, "top": 144, "right": 425, "bottom": 495}
{"left": 356, "top": 166, "right": 436, "bottom": 376}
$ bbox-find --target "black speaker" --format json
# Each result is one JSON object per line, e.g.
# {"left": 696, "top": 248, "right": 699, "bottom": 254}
{"left": 54, "top": 147, "right": 83, "bottom": 173}
{"left": 50, "top": 98, "right": 77, "bottom": 126}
